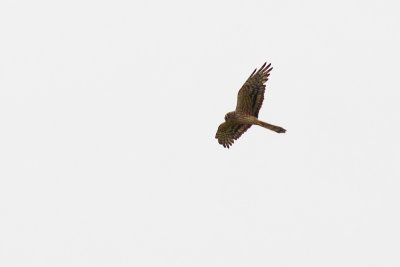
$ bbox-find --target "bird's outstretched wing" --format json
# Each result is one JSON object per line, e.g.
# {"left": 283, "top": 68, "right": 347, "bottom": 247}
{"left": 215, "top": 121, "right": 251, "bottom": 148}
{"left": 236, "top": 62, "right": 272, "bottom": 117}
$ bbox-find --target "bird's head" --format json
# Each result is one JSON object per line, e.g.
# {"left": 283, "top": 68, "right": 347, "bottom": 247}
{"left": 224, "top": 112, "right": 235, "bottom": 121}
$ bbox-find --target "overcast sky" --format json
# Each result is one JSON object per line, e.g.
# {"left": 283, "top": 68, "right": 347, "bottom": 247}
{"left": 1, "top": 0, "right": 400, "bottom": 266}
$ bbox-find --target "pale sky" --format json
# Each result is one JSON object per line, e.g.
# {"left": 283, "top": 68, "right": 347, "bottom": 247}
{"left": 1, "top": 0, "right": 400, "bottom": 266}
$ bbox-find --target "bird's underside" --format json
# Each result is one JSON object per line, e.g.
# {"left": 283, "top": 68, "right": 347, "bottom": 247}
{"left": 215, "top": 62, "right": 286, "bottom": 148}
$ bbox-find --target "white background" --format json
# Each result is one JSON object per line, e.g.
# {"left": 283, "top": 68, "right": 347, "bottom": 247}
{"left": 1, "top": 0, "right": 399, "bottom": 266}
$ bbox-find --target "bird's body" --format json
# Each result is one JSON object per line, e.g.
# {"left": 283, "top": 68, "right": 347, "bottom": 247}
{"left": 215, "top": 62, "right": 286, "bottom": 148}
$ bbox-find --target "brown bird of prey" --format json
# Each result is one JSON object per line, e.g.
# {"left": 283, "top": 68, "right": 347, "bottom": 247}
{"left": 215, "top": 62, "right": 286, "bottom": 148}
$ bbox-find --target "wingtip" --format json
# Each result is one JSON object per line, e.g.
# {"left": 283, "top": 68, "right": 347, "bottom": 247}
{"left": 248, "top": 68, "right": 257, "bottom": 78}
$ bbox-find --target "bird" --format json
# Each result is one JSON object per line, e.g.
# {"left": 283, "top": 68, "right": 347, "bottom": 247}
{"left": 215, "top": 62, "right": 286, "bottom": 148}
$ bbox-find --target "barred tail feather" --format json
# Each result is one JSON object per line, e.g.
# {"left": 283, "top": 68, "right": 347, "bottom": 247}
{"left": 257, "top": 120, "right": 286, "bottom": 133}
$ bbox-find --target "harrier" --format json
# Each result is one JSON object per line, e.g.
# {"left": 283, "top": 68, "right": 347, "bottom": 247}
{"left": 215, "top": 62, "right": 286, "bottom": 148}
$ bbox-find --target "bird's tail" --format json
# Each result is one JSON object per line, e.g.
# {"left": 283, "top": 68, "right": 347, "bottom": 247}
{"left": 257, "top": 120, "right": 286, "bottom": 133}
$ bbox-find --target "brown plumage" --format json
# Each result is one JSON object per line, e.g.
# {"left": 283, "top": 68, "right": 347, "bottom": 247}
{"left": 215, "top": 62, "right": 286, "bottom": 148}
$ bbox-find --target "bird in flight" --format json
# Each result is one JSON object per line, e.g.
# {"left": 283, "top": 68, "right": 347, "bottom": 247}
{"left": 215, "top": 62, "right": 286, "bottom": 148}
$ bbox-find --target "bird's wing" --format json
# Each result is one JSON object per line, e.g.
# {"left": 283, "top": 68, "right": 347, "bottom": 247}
{"left": 236, "top": 62, "right": 272, "bottom": 117}
{"left": 215, "top": 121, "right": 252, "bottom": 148}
